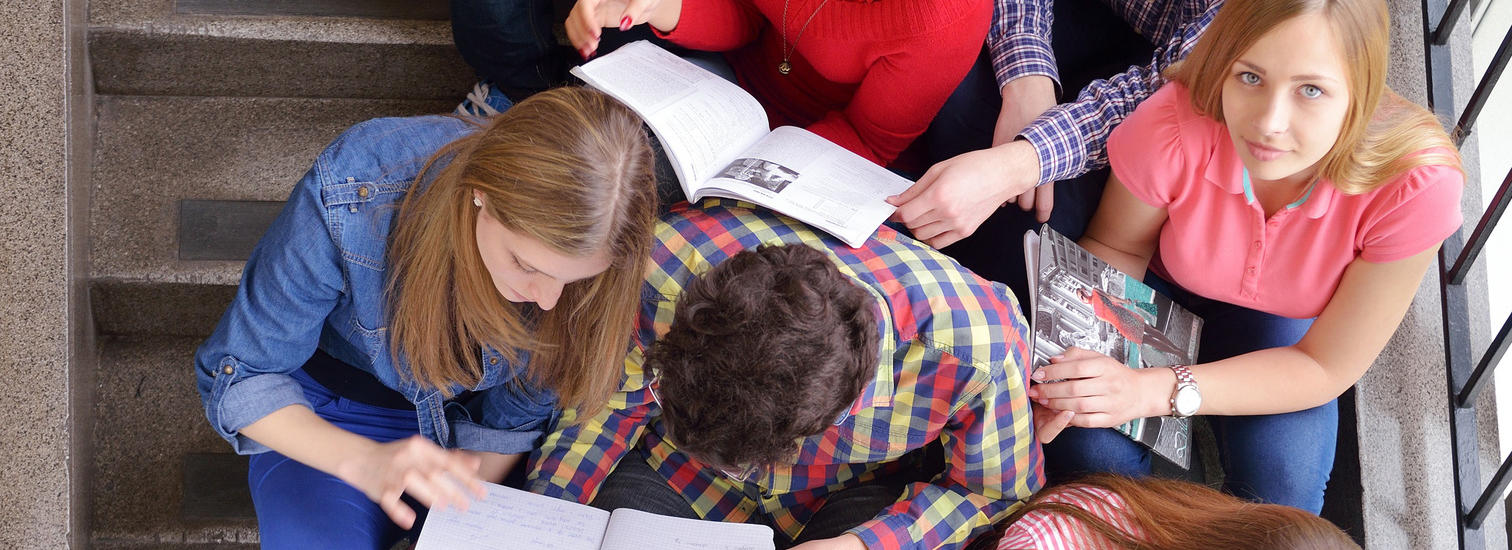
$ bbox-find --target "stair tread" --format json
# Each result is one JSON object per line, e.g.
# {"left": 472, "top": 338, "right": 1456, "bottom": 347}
{"left": 91, "top": 336, "right": 257, "bottom": 545}
{"left": 91, "top": 0, "right": 453, "bottom": 45}
{"left": 89, "top": 95, "right": 453, "bottom": 285}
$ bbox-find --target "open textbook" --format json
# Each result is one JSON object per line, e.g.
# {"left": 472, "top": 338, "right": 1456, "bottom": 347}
{"left": 571, "top": 40, "right": 914, "bottom": 247}
{"left": 416, "top": 481, "right": 775, "bottom": 550}
{"left": 1024, "top": 226, "right": 1202, "bottom": 469}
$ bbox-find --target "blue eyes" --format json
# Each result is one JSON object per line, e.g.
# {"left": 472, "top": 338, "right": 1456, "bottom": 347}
{"left": 1235, "top": 71, "right": 1326, "bottom": 99}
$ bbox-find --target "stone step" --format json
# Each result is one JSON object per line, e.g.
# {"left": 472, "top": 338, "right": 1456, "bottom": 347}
{"left": 90, "top": 335, "right": 258, "bottom": 547}
{"left": 88, "top": 95, "right": 449, "bottom": 335}
{"left": 89, "top": 0, "right": 472, "bottom": 99}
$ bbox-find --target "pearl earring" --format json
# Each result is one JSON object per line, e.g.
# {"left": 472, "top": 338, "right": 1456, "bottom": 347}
{"left": 473, "top": 196, "right": 483, "bottom": 207}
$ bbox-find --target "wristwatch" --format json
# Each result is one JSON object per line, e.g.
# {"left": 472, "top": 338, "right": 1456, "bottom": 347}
{"left": 1169, "top": 365, "right": 1202, "bottom": 418}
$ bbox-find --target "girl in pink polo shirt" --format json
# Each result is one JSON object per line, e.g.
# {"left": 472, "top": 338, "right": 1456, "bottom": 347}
{"left": 1026, "top": 0, "right": 1462, "bottom": 514}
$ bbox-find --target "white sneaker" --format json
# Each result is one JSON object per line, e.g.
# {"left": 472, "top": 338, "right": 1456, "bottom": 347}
{"left": 455, "top": 82, "right": 503, "bottom": 117}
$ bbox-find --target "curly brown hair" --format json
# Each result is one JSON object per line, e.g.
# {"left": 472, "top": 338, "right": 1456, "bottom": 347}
{"left": 647, "top": 244, "right": 879, "bottom": 469}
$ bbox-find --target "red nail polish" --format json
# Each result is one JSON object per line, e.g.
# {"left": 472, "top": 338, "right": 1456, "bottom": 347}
{"left": 620, "top": 16, "right": 632, "bottom": 31}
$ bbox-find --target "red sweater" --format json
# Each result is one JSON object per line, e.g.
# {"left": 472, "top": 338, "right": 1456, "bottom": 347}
{"left": 656, "top": 0, "right": 990, "bottom": 166}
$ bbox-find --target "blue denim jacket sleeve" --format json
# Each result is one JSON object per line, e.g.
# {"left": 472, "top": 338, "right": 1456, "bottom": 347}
{"left": 446, "top": 376, "right": 561, "bottom": 455}
{"left": 194, "top": 161, "right": 345, "bottom": 454}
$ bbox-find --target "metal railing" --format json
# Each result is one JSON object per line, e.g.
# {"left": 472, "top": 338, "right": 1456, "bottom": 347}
{"left": 1425, "top": 0, "right": 1512, "bottom": 548}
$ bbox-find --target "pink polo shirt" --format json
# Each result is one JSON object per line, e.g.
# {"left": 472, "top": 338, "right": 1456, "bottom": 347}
{"left": 1105, "top": 83, "right": 1463, "bottom": 319}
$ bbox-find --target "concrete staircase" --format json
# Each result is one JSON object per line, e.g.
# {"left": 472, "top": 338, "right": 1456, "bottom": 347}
{"left": 85, "top": 1, "right": 469, "bottom": 546}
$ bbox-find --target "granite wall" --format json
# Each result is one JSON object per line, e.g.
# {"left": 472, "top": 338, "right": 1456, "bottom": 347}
{"left": 0, "top": 0, "right": 84, "bottom": 547}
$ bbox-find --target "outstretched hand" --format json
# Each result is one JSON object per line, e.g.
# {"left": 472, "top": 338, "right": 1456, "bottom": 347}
{"left": 886, "top": 140, "right": 1040, "bottom": 248}
{"left": 1026, "top": 347, "right": 1167, "bottom": 431}
{"left": 335, "top": 435, "right": 488, "bottom": 529}
{"left": 1031, "top": 400, "right": 1075, "bottom": 444}
{"left": 566, "top": 0, "right": 675, "bottom": 58}
{"left": 994, "top": 75, "right": 1058, "bottom": 223}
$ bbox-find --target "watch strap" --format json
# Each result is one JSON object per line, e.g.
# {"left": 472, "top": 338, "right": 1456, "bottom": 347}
{"left": 1169, "top": 364, "right": 1198, "bottom": 417}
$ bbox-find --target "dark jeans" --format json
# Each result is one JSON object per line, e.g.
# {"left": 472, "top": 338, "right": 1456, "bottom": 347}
{"left": 591, "top": 446, "right": 939, "bottom": 549}
{"left": 1043, "top": 273, "right": 1336, "bottom": 514}
{"left": 451, "top": 0, "right": 715, "bottom": 97}
{"left": 923, "top": 0, "right": 1157, "bottom": 315}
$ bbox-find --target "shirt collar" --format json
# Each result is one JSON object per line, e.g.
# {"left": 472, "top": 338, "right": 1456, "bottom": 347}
{"left": 1206, "top": 138, "right": 1335, "bottom": 219}
{"left": 842, "top": 273, "right": 901, "bottom": 412}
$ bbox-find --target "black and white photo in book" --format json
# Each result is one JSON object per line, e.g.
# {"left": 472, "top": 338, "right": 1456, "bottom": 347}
{"left": 569, "top": 40, "right": 914, "bottom": 247}
{"left": 1025, "top": 226, "right": 1203, "bottom": 469}
{"left": 716, "top": 158, "right": 799, "bottom": 193}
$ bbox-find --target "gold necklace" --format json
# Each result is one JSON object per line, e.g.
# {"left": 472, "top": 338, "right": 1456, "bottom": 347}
{"left": 779, "top": 0, "right": 833, "bottom": 75}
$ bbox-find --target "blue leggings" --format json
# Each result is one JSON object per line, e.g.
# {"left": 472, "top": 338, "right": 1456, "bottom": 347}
{"left": 247, "top": 370, "right": 425, "bottom": 550}
{"left": 1042, "top": 274, "right": 1337, "bottom": 514}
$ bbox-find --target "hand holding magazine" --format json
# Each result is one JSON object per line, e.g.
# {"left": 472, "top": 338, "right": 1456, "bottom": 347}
{"left": 571, "top": 40, "right": 914, "bottom": 247}
{"left": 1025, "top": 226, "right": 1202, "bottom": 469}
{"left": 416, "top": 481, "right": 775, "bottom": 550}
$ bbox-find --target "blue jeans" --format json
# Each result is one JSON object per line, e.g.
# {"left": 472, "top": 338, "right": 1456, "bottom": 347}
{"left": 248, "top": 369, "right": 426, "bottom": 550}
{"left": 1043, "top": 274, "right": 1336, "bottom": 514}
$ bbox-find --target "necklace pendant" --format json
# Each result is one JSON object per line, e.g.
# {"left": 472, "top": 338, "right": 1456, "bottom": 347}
{"left": 777, "top": 61, "right": 792, "bottom": 75}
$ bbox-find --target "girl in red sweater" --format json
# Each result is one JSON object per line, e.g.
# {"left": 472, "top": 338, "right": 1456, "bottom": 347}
{"left": 568, "top": 0, "right": 991, "bottom": 167}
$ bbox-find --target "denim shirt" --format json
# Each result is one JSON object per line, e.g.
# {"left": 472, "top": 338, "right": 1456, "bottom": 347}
{"left": 194, "top": 109, "right": 558, "bottom": 456}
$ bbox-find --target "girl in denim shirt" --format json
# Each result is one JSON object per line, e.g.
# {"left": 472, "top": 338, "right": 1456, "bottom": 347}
{"left": 194, "top": 87, "right": 657, "bottom": 549}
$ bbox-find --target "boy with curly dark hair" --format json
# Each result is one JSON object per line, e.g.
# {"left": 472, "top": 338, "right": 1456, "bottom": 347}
{"left": 526, "top": 200, "right": 1044, "bottom": 550}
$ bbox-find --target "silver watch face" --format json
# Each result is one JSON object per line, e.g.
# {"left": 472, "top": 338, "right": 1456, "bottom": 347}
{"left": 1174, "top": 386, "right": 1202, "bottom": 416}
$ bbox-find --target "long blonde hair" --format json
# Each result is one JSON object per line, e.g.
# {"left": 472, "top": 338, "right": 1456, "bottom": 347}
{"left": 1002, "top": 475, "right": 1360, "bottom": 550}
{"left": 387, "top": 86, "right": 656, "bottom": 414}
{"left": 1167, "top": 0, "right": 1461, "bottom": 194}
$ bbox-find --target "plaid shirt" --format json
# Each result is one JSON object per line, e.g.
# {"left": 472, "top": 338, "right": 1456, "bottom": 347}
{"left": 989, "top": 0, "right": 1222, "bottom": 184}
{"left": 526, "top": 200, "right": 1043, "bottom": 549}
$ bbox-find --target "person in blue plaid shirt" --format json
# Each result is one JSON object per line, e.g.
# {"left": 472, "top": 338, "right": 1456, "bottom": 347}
{"left": 526, "top": 199, "right": 1046, "bottom": 550}
{"left": 890, "top": 0, "right": 1223, "bottom": 307}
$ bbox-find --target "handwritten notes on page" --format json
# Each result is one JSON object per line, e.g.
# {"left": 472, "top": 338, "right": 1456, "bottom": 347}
{"left": 600, "top": 508, "right": 775, "bottom": 550}
{"left": 415, "top": 482, "right": 610, "bottom": 550}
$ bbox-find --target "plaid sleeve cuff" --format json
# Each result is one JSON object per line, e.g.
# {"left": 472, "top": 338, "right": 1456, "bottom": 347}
{"left": 989, "top": 33, "right": 1060, "bottom": 92}
{"left": 1018, "top": 106, "right": 1088, "bottom": 185}
{"left": 848, "top": 514, "right": 918, "bottom": 550}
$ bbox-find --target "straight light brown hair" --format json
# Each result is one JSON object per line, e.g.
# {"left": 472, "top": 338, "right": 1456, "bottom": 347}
{"left": 387, "top": 86, "right": 657, "bottom": 414}
{"left": 1001, "top": 475, "right": 1360, "bottom": 550}
{"left": 1167, "top": 0, "right": 1461, "bottom": 194}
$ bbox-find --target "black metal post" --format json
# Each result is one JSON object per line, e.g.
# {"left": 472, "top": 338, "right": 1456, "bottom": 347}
{"left": 1425, "top": 0, "right": 1487, "bottom": 547}
{"left": 1449, "top": 167, "right": 1512, "bottom": 285}
{"left": 1454, "top": 28, "right": 1512, "bottom": 145}
{"left": 1457, "top": 312, "right": 1512, "bottom": 407}
{"left": 1432, "top": 0, "right": 1473, "bottom": 45}
{"left": 1470, "top": 455, "right": 1512, "bottom": 529}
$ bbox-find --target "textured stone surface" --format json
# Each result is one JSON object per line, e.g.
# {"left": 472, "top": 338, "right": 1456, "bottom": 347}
{"left": 90, "top": 95, "right": 451, "bottom": 286}
{"left": 90, "top": 30, "right": 474, "bottom": 99}
{"left": 92, "top": 0, "right": 453, "bottom": 44}
{"left": 0, "top": 0, "right": 72, "bottom": 547}
{"left": 91, "top": 336, "right": 258, "bottom": 546}
{"left": 1357, "top": 2, "right": 1507, "bottom": 549}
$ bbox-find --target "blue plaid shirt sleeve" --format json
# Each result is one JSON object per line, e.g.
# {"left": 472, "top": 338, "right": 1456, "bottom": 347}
{"left": 988, "top": 0, "right": 1058, "bottom": 90}
{"left": 1018, "top": 0, "right": 1221, "bottom": 185}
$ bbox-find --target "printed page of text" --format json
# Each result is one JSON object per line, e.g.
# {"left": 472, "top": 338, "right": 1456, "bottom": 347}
{"left": 600, "top": 508, "right": 775, "bottom": 550}
{"left": 700, "top": 126, "right": 914, "bottom": 247}
{"left": 572, "top": 41, "right": 769, "bottom": 191}
{"left": 415, "top": 482, "right": 610, "bottom": 550}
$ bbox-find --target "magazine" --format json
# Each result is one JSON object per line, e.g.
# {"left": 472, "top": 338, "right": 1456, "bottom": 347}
{"left": 571, "top": 40, "right": 914, "bottom": 247}
{"left": 1024, "top": 226, "right": 1202, "bottom": 469}
{"left": 416, "top": 481, "right": 775, "bottom": 550}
